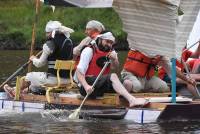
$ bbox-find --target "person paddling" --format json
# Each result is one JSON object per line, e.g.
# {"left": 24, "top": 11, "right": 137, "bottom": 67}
{"left": 4, "top": 20, "right": 74, "bottom": 98}
{"left": 74, "top": 31, "right": 148, "bottom": 107}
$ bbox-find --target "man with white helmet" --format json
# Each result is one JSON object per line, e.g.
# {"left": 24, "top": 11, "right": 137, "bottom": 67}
{"left": 74, "top": 31, "right": 148, "bottom": 107}
{"left": 73, "top": 20, "right": 105, "bottom": 59}
{"left": 4, "top": 20, "right": 74, "bottom": 97}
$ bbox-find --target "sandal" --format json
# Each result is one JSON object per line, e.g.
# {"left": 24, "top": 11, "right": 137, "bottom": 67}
{"left": 3, "top": 84, "right": 15, "bottom": 99}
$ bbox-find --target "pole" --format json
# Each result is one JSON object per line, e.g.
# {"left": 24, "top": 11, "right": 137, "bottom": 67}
{"left": 28, "top": 0, "right": 40, "bottom": 72}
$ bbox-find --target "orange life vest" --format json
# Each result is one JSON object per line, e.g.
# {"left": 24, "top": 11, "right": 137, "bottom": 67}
{"left": 86, "top": 46, "right": 110, "bottom": 76}
{"left": 123, "top": 50, "right": 161, "bottom": 79}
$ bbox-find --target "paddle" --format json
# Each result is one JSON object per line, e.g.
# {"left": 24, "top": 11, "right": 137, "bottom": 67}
{"left": 0, "top": 50, "right": 42, "bottom": 90}
{"left": 68, "top": 60, "right": 111, "bottom": 119}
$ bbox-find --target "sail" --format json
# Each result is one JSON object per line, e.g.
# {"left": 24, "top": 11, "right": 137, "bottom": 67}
{"left": 113, "top": 0, "right": 200, "bottom": 59}
{"left": 113, "top": 0, "right": 179, "bottom": 58}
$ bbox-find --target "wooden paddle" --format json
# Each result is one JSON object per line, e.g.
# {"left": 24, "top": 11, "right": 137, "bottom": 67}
{"left": 0, "top": 50, "right": 42, "bottom": 90}
{"left": 68, "top": 60, "right": 111, "bottom": 120}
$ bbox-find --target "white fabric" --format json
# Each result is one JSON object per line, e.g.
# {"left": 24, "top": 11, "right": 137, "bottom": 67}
{"left": 86, "top": 20, "right": 105, "bottom": 32}
{"left": 98, "top": 32, "right": 115, "bottom": 42}
{"left": 45, "top": 20, "right": 62, "bottom": 33}
{"left": 113, "top": 0, "right": 200, "bottom": 59}
{"left": 45, "top": 20, "right": 74, "bottom": 38}
{"left": 73, "top": 47, "right": 93, "bottom": 83}
{"left": 25, "top": 72, "right": 67, "bottom": 87}
{"left": 113, "top": 0, "right": 178, "bottom": 58}
{"left": 175, "top": 0, "right": 200, "bottom": 59}
{"left": 32, "top": 43, "right": 53, "bottom": 67}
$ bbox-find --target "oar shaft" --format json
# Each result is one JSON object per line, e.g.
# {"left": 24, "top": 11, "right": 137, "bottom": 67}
{"left": 78, "top": 61, "right": 111, "bottom": 110}
{"left": 0, "top": 51, "right": 42, "bottom": 89}
{"left": 184, "top": 40, "right": 200, "bottom": 53}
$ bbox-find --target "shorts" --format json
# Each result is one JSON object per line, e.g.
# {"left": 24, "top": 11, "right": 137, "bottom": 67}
{"left": 121, "top": 69, "right": 169, "bottom": 93}
{"left": 79, "top": 74, "right": 114, "bottom": 98}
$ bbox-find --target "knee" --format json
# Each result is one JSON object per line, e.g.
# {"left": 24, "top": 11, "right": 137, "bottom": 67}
{"left": 123, "top": 79, "right": 142, "bottom": 92}
{"left": 123, "top": 79, "right": 133, "bottom": 92}
{"left": 154, "top": 82, "right": 169, "bottom": 92}
{"left": 110, "top": 73, "right": 118, "bottom": 80}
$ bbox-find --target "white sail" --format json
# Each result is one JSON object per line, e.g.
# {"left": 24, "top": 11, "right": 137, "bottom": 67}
{"left": 113, "top": 0, "right": 200, "bottom": 59}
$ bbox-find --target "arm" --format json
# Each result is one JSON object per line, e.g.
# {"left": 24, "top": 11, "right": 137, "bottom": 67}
{"left": 176, "top": 67, "right": 196, "bottom": 86}
{"left": 75, "top": 47, "right": 93, "bottom": 93}
{"left": 30, "top": 43, "right": 53, "bottom": 68}
{"left": 73, "top": 36, "right": 92, "bottom": 59}
{"left": 76, "top": 69, "right": 93, "bottom": 94}
{"left": 108, "top": 50, "right": 119, "bottom": 70}
{"left": 158, "top": 56, "right": 196, "bottom": 86}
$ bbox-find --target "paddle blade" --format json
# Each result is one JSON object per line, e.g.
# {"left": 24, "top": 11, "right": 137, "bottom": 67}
{"left": 68, "top": 108, "right": 80, "bottom": 120}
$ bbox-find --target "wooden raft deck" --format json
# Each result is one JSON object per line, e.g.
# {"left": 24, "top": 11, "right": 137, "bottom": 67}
{"left": 20, "top": 92, "right": 177, "bottom": 110}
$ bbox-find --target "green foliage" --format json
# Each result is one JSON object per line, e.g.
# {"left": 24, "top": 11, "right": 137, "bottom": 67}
{"left": 0, "top": 0, "right": 128, "bottom": 49}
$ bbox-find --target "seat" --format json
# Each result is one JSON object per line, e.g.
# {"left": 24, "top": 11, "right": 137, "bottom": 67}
{"left": 44, "top": 60, "right": 77, "bottom": 103}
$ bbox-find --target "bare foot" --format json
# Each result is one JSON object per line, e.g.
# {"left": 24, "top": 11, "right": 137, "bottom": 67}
{"left": 129, "top": 97, "right": 149, "bottom": 107}
{"left": 3, "top": 84, "right": 15, "bottom": 98}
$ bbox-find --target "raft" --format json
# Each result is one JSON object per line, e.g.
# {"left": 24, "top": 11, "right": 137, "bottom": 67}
{"left": 0, "top": 91, "right": 199, "bottom": 123}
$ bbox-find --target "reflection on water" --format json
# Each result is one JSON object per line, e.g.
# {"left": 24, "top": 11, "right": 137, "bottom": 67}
{"left": 0, "top": 111, "right": 200, "bottom": 134}
{"left": 1, "top": 50, "right": 200, "bottom": 133}
{"left": 0, "top": 50, "right": 29, "bottom": 84}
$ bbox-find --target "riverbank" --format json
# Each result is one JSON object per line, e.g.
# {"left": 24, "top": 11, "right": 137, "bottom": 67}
{"left": 0, "top": 0, "right": 129, "bottom": 50}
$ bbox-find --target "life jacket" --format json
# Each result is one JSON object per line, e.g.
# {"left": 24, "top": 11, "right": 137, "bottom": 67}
{"left": 47, "top": 32, "right": 74, "bottom": 78}
{"left": 85, "top": 45, "right": 111, "bottom": 76}
{"left": 123, "top": 50, "right": 161, "bottom": 79}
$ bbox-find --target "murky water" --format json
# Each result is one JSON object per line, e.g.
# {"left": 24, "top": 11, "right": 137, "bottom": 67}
{"left": 0, "top": 111, "right": 200, "bottom": 134}
{"left": 0, "top": 50, "right": 200, "bottom": 133}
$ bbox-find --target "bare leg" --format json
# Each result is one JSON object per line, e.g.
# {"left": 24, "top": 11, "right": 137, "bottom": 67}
{"left": 110, "top": 73, "right": 147, "bottom": 107}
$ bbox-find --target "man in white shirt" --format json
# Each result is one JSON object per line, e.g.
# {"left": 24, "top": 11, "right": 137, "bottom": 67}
{"left": 74, "top": 31, "right": 148, "bottom": 107}
{"left": 4, "top": 20, "right": 74, "bottom": 97}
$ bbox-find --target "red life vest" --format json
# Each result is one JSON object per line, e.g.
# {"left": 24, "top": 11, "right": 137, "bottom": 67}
{"left": 123, "top": 50, "right": 161, "bottom": 79}
{"left": 182, "top": 49, "right": 192, "bottom": 62}
{"left": 86, "top": 46, "right": 110, "bottom": 76}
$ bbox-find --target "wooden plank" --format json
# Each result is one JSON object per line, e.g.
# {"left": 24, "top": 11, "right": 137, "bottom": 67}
{"left": 21, "top": 93, "right": 121, "bottom": 107}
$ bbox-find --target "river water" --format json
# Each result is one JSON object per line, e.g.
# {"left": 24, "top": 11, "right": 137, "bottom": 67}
{"left": 0, "top": 50, "right": 200, "bottom": 134}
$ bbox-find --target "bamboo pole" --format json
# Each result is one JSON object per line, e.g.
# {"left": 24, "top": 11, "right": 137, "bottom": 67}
{"left": 28, "top": 0, "right": 40, "bottom": 72}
